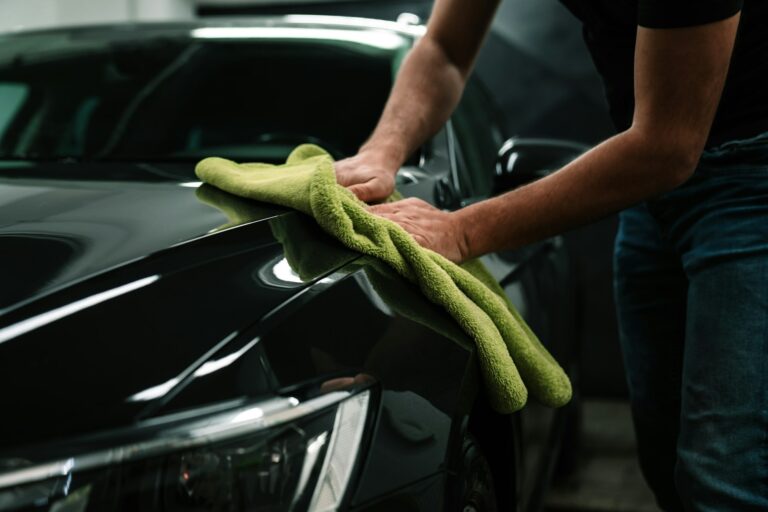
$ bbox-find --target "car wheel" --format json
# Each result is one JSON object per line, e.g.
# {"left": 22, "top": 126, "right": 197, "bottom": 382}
{"left": 455, "top": 434, "right": 498, "bottom": 512}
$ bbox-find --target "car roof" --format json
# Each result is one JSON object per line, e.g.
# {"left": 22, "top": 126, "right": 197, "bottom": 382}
{"left": 0, "top": 15, "right": 424, "bottom": 66}
{"left": 0, "top": 15, "right": 426, "bottom": 40}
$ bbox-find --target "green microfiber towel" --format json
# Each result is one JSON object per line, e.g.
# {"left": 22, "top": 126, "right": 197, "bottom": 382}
{"left": 197, "top": 187, "right": 475, "bottom": 393}
{"left": 195, "top": 144, "right": 571, "bottom": 413}
{"left": 197, "top": 184, "right": 360, "bottom": 281}
{"left": 197, "top": 186, "right": 472, "bottom": 347}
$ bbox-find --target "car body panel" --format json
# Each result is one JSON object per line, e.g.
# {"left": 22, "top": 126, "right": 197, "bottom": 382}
{"left": 0, "top": 163, "right": 250, "bottom": 311}
{"left": 0, "top": 167, "right": 476, "bottom": 505}
{"left": 0, "top": 18, "right": 580, "bottom": 511}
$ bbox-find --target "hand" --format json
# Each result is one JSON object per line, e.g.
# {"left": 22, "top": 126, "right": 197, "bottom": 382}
{"left": 369, "top": 197, "right": 469, "bottom": 263}
{"left": 320, "top": 373, "right": 375, "bottom": 394}
{"left": 335, "top": 152, "right": 397, "bottom": 203}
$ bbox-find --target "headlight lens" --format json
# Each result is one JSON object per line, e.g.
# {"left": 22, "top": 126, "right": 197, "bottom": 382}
{"left": 307, "top": 392, "right": 369, "bottom": 512}
{"left": 0, "top": 390, "right": 370, "bottom": 512}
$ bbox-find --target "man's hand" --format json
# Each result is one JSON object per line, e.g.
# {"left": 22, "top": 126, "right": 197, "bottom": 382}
{"left": 335, "top": 153, "right": 397, "bottom": 203}
{"left": 335, "top": 0, "right": 499, "bottom": 203}
{"left": 369, "top": 198, "right": 469, "bottom": 263}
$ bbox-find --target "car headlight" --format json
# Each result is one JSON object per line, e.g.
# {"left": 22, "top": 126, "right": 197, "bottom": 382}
{"left": 0, "top": 389, "right": 370, "bottom": 512}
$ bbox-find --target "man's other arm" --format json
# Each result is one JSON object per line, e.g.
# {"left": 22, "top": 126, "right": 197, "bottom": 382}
{"left": 372, "top": 14, "right": 741, "bottom": 262}
{"left": 335, "top": 0, "right": 500, "bottom": 202}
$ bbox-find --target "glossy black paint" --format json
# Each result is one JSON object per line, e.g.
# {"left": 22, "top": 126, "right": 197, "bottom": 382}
{"left": 0, "top": 162, "right": 231, "bottom": 311}
{"left": 0, "top": 20, "right": 581, "bottom": 512}
{"left": 0, "top": 164, "right": 477, "bottom": 501}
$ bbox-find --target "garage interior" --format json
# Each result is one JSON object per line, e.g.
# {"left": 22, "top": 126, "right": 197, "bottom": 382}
{"left": 0, "top": 0, "right": 658, "bottom": 510}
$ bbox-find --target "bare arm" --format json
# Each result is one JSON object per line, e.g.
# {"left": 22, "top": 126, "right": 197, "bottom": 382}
{"left": 372, "top": 14, "right": 741, "bottom": 262}
{"left": 335, "top": 0, "right": 500, "bottom": 202}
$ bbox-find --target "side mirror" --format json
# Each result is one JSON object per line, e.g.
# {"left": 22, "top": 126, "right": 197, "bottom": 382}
{"left": 494, "top": 138, "right": 589, "bottom": 194}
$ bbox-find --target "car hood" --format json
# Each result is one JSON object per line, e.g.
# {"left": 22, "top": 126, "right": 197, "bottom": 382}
{"left": 0, "top": 161, "right": 264, "bottom": 311}
{"left": 0, "top": 162, "right": 364, "bottom": 455}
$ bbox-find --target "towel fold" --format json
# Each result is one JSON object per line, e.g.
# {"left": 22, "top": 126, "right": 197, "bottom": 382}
{"left": 196, "top": 144, "right": 571, "bottom": 413}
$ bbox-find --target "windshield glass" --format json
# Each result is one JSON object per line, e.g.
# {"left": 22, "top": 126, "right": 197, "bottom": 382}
{"left": 0, "top": 25, "right": 406, "bottom": 163}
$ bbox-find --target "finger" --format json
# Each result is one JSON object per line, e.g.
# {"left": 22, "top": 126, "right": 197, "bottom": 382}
{"left": 320, "top": 377, "right": 356, "bottom": 393}
{"left": 370, "top": 211, "right": 400, "bottom": 223}
{"left": 412, "top": 233, "right": 430, "bottom": 247}
{"left": 335, "top": 171, "right": 351, "bottom": 187}
{"left": 402, "top": 197, "right": 431, "bottom": 208}
{"left": 372, "top": 212, "right": 415, "bottom": 233}
{"left": 370, "top": 211, "right": 430, "bottom": 248}
{"left": 369, "top": 197, "right": 412, "bottom": 213}
{"left": 367, "top": 202, "right": 397, "bottom": 214}
{"left": 353, "top": 373, "right": 375, "bottom": 385}
{"left": 333, "top": 161, "right": 352, "bottom": 186}
{"left": 348, "top": 182, "right": 376, "bottom": 203}
{"left": 387, "top": 217, "right": 422, "bottom": 236}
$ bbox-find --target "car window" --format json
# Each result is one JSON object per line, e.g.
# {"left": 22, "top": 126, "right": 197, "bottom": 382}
{"left": 451, "top": 77, "right": 505, "bottom": 198}
{"left": 0, "top": 83, "right": 28, "bottom": 141}
{"left": 0, "top": 28, "right": 406, "bottom": 163}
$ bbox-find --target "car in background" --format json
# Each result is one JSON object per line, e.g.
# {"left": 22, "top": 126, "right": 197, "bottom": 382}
{"left": 0, "top": 16, "right": 585, "bottom": 511}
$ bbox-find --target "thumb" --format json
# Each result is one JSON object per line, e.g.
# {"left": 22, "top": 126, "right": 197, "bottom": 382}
{"left": 334, "top": 165, "right": 352, "bottom": 187}
{"left": 348, "top": 182, "right": 377, "bottom": 203}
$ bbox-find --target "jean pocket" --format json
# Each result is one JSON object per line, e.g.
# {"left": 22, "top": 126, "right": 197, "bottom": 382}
{"left": 701, "top": 130, "right": 768, "bottom": 170}
{"left": 699, "top": 137, "right": 768, "bottom": 176}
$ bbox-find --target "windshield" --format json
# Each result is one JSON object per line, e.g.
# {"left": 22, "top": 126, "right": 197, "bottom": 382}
{"left": 0, "top": 25, "right": 407, "bottom": 163}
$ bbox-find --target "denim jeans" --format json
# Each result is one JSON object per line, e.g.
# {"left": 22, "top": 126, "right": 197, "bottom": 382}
{"left": 614, "top": 131, "right": 768, "bottom": 511}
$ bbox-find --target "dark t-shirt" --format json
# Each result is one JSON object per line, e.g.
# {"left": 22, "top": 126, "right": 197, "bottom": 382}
{"left": 559, "top": 0, "right": 768, "bottom": 147}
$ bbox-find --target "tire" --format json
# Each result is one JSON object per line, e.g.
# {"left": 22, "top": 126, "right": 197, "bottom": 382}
{"left": 453, "top": 434, "right": 499, "bottom": 512}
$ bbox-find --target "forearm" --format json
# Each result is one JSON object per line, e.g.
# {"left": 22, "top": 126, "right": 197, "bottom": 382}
{"left": 456, "top": 128, "right": 697, "bottom": 258}
{"left": 359, "top": 36, "right": 467, "bottom": 170}
{"left": 366, "top": 15, "right": 737, "bottom": 262}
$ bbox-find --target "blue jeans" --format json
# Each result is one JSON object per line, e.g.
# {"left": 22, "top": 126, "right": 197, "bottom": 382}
{"left": 614, "top": 131, "right": 768, "bottom": 511}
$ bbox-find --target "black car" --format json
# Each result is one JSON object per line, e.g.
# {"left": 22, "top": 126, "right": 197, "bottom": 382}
{"left": 0, "top": 16, "right": 586, "bottom": 512}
